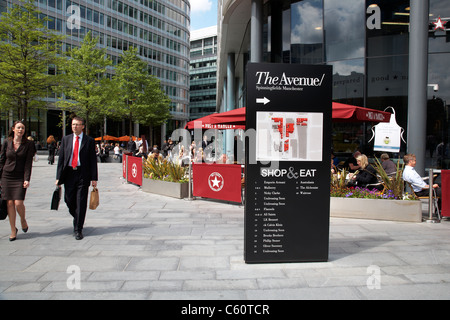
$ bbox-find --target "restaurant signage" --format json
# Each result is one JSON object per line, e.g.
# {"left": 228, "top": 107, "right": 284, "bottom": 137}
{"left": 245, "top": 63, "right": 332, "bottom": 263}
{"left": 192, "top": 163, "right": 242, "bottom": 203}
{"left": 369, "top": 107, "right": 405, "bottom": 153}
{"left": 126, "top": 155, "right": 143, "bottom": 186}
{"left": 432, "top": 17, "right": 448, "bottom": 32}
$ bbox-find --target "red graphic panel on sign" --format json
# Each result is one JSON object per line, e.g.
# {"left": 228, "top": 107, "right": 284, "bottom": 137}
{"left": 192, "top": 163, "right": 242, "bottom": 203}
{"left": 127, "top": 156, "right": 143, "bottom": 186}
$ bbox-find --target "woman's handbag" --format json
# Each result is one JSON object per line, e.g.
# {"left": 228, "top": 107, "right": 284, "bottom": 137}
{"left": 51, "top": 186, "right": 61, "bottom": 210}
{"left": 89, "top": 187, "right": 99, "bottom": 210}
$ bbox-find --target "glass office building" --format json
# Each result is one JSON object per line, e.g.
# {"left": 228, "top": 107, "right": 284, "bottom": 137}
{"left": 189, "top": 26, "right": 217, "bottom": 121}
{"left": 217, "top": 0, "right": 450, "bottom": 169}
{"left": 1, "top": 0, "right": 190, "bottom": 145}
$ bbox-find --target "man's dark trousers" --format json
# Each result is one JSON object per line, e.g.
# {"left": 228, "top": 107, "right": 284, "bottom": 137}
{"left": 64, "top": 167, "right": 90, "bottom": 232}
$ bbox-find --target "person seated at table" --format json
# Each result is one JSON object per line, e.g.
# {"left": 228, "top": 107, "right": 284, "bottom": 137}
{"left": 347, "top": 154, "right": 378, "bottom": 188}
{"left": 342, "top": 151, "right": 361, "bottom": 173}
{"left": 134, "top": 145, "right": 147, "bottom": 159}
{"left": 380, "top": 153, "right": 397, "bottom": 175}
{"left": 194, "top": 147, "right": 205, "bottom": 163}
{"left": 331, "top": 151, "right": 339, "bottom": 168}
{"left": 148, "top": 148, "right": 162, "bottom": 163}
{"left": 331, "top": 157, "right": 336, "bottom": 174}
{"left": 403, "top": 154, "right": 441, "bottom": 209}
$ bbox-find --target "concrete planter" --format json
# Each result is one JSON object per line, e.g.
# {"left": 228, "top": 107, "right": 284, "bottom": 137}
{"left": 330, "top": 197, "right": 422, "bottom": 222}
{"left": 142, "top": 178, "right": 189, "bottom": 199}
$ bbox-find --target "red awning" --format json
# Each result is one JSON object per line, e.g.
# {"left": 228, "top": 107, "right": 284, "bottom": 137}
{"left": 185, "top": 107, "right": 246, "bottom": 130}
{"left": 332, "top": 102, "right": 391, "bottom": 123}
{"left": 95, "top": 135, "right": 118, "bottom": 141}
{"left": 185, "top": 103, "right": 391, "bottom": 129}
{"left": 117, "top": 135, "right": 140, "bottom": 141}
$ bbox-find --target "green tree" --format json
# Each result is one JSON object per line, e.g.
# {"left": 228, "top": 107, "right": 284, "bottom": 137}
{"left": 0, "top": 0, "right": 64, "bottom": 120}
{"left": 113, "top": 47, "right": 171, "bottom": 137}
{"left": 55, "top": 31, "right": 112, "bottom": 134}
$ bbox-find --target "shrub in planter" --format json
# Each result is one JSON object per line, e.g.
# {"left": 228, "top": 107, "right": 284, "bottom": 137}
{"left": 372, "top": 157, "right": 405, "bottom": 199}
{"left": 143, "top": 158, "right": 188, "bottom": 183}
{"left": 330, "top": 157, "right": 416, "bottom": 201}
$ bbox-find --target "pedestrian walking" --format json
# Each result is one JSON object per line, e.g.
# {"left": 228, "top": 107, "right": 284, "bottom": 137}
{"left": 55, "top": 116, "right": 98, "bottom": 240}
{"left": 47, "top": 135, "right": 57, "bottom": 165}
{"left": 0, "top": 120, "right": 36, "bottom": 241}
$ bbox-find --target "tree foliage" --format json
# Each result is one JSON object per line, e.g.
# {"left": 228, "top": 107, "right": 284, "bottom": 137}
{"left": 0, "top": 0, "right": 64, "bottom": 120}
{"left": 55, "top": 31, "right": 112, "bottom": 133}
{"left": 1, "top": 2, "right": 172, "bottom": 137}
{"left": 112, "top": 47, "right": 171, "bottom": 136}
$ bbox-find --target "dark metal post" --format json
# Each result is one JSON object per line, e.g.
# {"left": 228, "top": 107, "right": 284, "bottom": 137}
{"left": 250, "top": 0, "right": 263, "bottom": 63}
{"left": 407, "top": 0, "right": 429, "bottom": 176}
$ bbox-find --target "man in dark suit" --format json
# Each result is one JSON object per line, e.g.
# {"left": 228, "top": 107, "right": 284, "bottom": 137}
{"left": 56, "top": 116, "right": 98, "bottom": 240}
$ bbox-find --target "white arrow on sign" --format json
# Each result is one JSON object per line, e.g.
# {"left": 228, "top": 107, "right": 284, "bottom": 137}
{"left": 256, "top": 97, "right": 270, "bottom": 105}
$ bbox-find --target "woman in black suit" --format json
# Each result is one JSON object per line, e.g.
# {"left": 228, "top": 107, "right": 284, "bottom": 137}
{"left": 0, "top": 120, "right": 36, "bottom": 241}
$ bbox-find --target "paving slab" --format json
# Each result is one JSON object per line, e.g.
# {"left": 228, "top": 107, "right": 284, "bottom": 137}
{"left": 1, "top": 158, "right": 450, "bottom": 301}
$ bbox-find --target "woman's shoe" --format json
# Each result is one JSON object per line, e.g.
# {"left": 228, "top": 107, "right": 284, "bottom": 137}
{"left": 22, "top": 221, "right": 28, "bottom": 233}
{"left": 9, "top": 228, "right": 18, "bottom": 241}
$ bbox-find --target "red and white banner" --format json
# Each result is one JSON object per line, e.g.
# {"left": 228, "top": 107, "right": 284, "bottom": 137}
{"left": 123, "top": 155, "right": 127, "bottom": 178}
{"left": 441, "top": 170, "right": 450, "bottom": 217}
{"left": 127, "top": 155, "right": 143, "bottom": 186}
{"left": 192, "top": 163, "right": 242, "bottom": 203}
{"left": 122, "top": 152, "right": 133, "bottom": 179}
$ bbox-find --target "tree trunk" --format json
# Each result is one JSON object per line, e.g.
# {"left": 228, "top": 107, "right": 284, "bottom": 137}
{"left": 85, "top": 110, "right": 90, "bottom": 135}
{"left": 21, "top": 98, "right": 28, "bottom": 122}
{"left": 129, "top": 112, "right": 133, "bottom": 136}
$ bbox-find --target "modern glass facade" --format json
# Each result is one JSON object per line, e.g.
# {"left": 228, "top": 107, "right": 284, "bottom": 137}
{"left": 218, "top": 0, "right": 450, "bottom": 168}
{"left": 189, "top": 26, "right": 217, "bottom": 120}
{"left": 1, "top": 0, "right": 190, "bottom": 145}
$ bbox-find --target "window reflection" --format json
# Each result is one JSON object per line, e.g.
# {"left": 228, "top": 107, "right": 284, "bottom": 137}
{"left": 367, "top": 55, "right": 408, "bottom": 98}
{"left": 324, "top": 0, "right": 365, "bottom": 61}
{"left": 290, "top": 0, "right": 324, "bottom": 64}
{"left": 366, "top": 0, "right": 410, "bottom": 56}
{"left": 330, "top": 59, "right": 364, "bottom": 105}
{"left": 429, "top": 0, "right": 450, "bottom": 53}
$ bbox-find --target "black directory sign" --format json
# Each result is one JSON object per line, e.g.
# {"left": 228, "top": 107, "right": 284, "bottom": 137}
{"left": 245, "top": 63, "right": 332, "bottom": 263}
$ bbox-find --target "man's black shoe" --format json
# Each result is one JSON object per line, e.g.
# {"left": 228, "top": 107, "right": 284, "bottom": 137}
{"left": 75, "top": 232, "right": 84, "bottom": 240}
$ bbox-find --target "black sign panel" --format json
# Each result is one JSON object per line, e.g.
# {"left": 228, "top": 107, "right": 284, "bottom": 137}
{"left": 245, "top": 63, "right": 332, "bottom": 263}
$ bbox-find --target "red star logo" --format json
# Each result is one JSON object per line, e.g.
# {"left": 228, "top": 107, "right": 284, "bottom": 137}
{"left": 208, "top": 172, "right": 224, "bottom": 192}
{"left": 433, "top": 17, "right": 447, "bottom": 31}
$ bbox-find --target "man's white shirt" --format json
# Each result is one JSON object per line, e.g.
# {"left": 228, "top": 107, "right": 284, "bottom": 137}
{"left": 403, "top": 165, "right": 426, "bottom": 192}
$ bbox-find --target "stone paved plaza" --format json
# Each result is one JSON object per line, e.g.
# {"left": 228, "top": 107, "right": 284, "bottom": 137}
{"left": 1, "top": 158, "right": 450, "bottom": 300}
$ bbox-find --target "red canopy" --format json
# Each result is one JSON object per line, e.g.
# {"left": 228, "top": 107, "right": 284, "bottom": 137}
{"left": 95, "top": 135, "right": 118, "bottom": 141}
{"left": 332, "top": 102, "right": 391, "bottom": 123}
{"left": 185, "top": 107, "right": 246, "bottom": 130}
{"left": 117, "top": 135, "right": 140, "bottom": 141}
{"left": 185, "top": 103, "right": 391, "bottom": 129}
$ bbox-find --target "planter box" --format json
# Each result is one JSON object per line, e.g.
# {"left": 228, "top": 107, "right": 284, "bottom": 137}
{"left": 142, "top": 178, "right": 189, "bottom": 199}
{"left": 330, "top": 197, "right": 422, "bottom": 223}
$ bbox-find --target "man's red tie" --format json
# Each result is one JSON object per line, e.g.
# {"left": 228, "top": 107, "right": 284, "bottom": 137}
{"left": 72, "top": 135, "right": 79, "bottom": 168}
